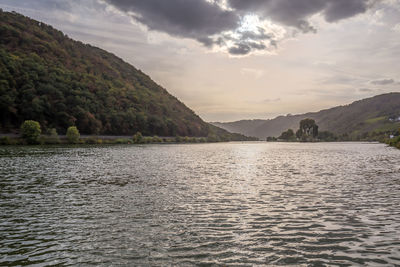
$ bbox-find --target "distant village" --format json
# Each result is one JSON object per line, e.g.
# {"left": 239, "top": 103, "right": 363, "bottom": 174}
{"left": 388, "top": 116, "right": 400, "bottom": 122}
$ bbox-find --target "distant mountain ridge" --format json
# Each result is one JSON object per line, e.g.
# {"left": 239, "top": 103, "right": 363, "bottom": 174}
{"left": 212, "top": 93, "right": 400, "bottom": 139}
{"left": 0, "top": 10, "right": 252, "bottom": 140}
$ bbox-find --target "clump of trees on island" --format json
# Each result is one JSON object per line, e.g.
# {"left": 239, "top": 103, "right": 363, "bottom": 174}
{"left": 269, "top": 118, "right": 400, "bottom": 147}
{"left": 269, "top": 118, "right": 341, "bottom": 142}
{"left": 296, "top": 118, "right": 319, "bottom": 141}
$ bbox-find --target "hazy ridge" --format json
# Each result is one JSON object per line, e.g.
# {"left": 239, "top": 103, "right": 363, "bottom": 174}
{"left": 212, "top": 93, "right": 400, "bottom": 139}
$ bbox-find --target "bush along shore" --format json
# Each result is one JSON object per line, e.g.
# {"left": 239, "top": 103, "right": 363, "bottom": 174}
{"left": 384, "top": 129, "right": 400, "bottom": 149}
{"left": 0, "top": 120, "right": 255, "bottom": 145}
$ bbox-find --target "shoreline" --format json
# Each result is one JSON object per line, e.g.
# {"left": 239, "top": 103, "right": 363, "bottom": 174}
{"left": 0, "top": 134, "right": 244, "bottom": 146}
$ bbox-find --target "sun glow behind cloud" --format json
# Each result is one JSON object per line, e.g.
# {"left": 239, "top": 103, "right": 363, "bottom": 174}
{"left": 210, "top": 14, "right": 287, "bottom": 56}
{"left": 238, "top": 14, "right": 260, "bottom": 32}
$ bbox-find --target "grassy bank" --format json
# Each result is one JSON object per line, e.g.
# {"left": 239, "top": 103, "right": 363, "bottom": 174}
{"left": 0, "top": 134, "right": 242, "bottom": 146}
{"left": 0, "top": 119, "right": 257, "bottom": 146}
{"left": 384, "top": 135, "right": 400, "bottom": 149}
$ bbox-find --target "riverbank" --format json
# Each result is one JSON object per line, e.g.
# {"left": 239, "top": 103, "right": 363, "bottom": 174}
{"left": 0, "top": 134, "right": 247, "bottom": 146}
{"left": 385, "top": 135, "right": 400, "bottom": 149}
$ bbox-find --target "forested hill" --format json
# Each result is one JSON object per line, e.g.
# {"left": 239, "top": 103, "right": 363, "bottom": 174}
{"left": 0, "top": 10, "right": 252, "bottom": 140}
{"left": 212, "top": 93, "right": 400, "bottom": 139}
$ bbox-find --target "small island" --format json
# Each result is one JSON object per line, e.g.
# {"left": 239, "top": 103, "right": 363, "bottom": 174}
{"left": 268, "top": 118, "right": 400, "bottom": 149}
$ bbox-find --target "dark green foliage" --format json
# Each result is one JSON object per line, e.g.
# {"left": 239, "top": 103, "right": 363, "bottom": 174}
{"left": 0, "top": 136, "right": 15, "bottom": 145}
{"left": 20, "top": 120, "right": 41, "bottom": 144}
{"left": 66, "top": 126, "right": 80, "bottom": 143}
{"left": 278, "top": 129, "right": 295, "bottom": 141}
{"left": 317, "top": 131, "right": 337, "bottom": 142}
{"left": 114, "top": 138, "right": 131, "bottom": 144}
{"left": 45, "top": 128, "right": 60, "bottom": 144}
{"left": 84, "top": 137, "right": 102, "bottom": 144}
{"left": 277, "top": 120, "right": 335, "bottom": 142}
{"left": 152, "top": 136, "right": 163, "bottom": 143}
{"left": 296, "top": 118, "right": 319, "bottom": 141}
{"left": 299, "top": 119, "right": 318, "bottom": 138}
{"left": 0, "top": 10, "right": 255, "bottom": 141}
{"left": 385, "top": 128, "right": 400, "bottom": 149}
{"left": 132, "top": 132, "right": 143, "bottom": 143}
{"left": 292, "top": 119, "right": 337, "bottom": 142}
{"left": 141, "top": 137, "right": 153, "bottom": 144}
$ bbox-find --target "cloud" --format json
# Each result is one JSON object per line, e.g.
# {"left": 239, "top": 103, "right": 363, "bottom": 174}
{"left": 323, "top": 0, "right": 370, "bottom": 22}
{"left": 393, "top": 23, "right": 400, "bottom": 32}
{"left": 104, "top": 0, "right": 375, "bottom": 55}
{"left": 370, "top": 78, "right": 395, "bottom": 85}
{"left": 227, "top": 0, "right": 372, "bottom": 27}
{"left": 103, "top": 0, "right": 238, "bottom": 42}
{"left": 359, "top": 88, "right": 374, "bottom": 92}
{"left": 262, "top": 98, "right": 281, "bottom": 103}
{"left": 320, "top": 75, "right": 359, "bottom": 85}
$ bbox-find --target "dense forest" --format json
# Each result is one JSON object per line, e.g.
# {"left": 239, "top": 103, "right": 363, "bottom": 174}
{"left": 0, "top": 10, "right": 254, "bottom": 140}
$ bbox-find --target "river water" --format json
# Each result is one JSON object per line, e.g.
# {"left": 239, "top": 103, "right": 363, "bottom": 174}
{"left": 0, "top": 142, "right": 399, "bottom": 266}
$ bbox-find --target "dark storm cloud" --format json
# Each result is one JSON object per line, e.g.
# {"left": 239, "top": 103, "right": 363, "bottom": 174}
{"left": 104, "top": 0, "right": 374, "bottom": 55}
{"left": 228, "top": 42, "right": 267, "bottom": 55}
{"left": 323, "top": 0, "right": 370, "bottom": 22}
{"left": 227, "top": 0, "right": 371, "bottom": 26}
{"left": 228, "top": 43, "right": 252, "bottom": 55}
{"left": 370, "top": 79, "right": 395, "bottom": 85}
{"left": 104, "top": 0, "right": 238, "bottom": 44}
{"left": 222, "top": 28, "right": 273, "bottom": 55}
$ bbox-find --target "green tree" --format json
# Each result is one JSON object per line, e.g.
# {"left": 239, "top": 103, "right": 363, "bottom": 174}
{"left": 20, "top": 120, "right": 41, "bottom": 144}
{"left": 318, "top": 131, "right": 337, "bottom": 142}
{"left": 152, "top": 136, "right": 163, "bottom": 143}
{"left": 296, "top": 129, "right": 302, "bottom": 139}
{"left": 66, "top": 126, "right": 80, "bottom": 143}
{"left": 279, "top": 129, "right": 295, "bottom": 141}
{"left": 299, "top": 118, "right": 319, "bottom": 139}
{"left": 207, "top": 134, "right": 220, "bottom": 142}
{"left": 46, "top": 128, "right": 60, "bottom": 144}
{"left": 132, "top": 132, "right": 143, "bottom": 143}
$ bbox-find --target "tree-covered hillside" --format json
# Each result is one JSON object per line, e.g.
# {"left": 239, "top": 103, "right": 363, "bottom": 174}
{"left": 0, "top": 10, "right": 253, "bottom": 140}
{"left": 213, "top": 93, "right": 400, "bottom": 139}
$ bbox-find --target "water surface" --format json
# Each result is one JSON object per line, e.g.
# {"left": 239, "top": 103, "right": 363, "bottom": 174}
{"left": 0, "top": 142, "right": 399, "bottom": 266}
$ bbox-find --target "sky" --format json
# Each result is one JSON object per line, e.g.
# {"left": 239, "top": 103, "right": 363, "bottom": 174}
{"left": 1, "top": 0, "right": 400, "bottom": 122}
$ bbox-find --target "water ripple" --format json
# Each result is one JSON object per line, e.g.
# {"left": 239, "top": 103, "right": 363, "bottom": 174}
{"left": 0, "top": 142, "right": 399, "bottom": 265}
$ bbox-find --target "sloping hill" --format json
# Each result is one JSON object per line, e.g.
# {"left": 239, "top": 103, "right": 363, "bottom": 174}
{"left": 212, "top": 119, "right": 266, "bottom": 137}
{"left": 0, "top": 10, "right": 253, "bottom": 140}
{"left": 212, "top": 93, "right": 400, "bottom": 139}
